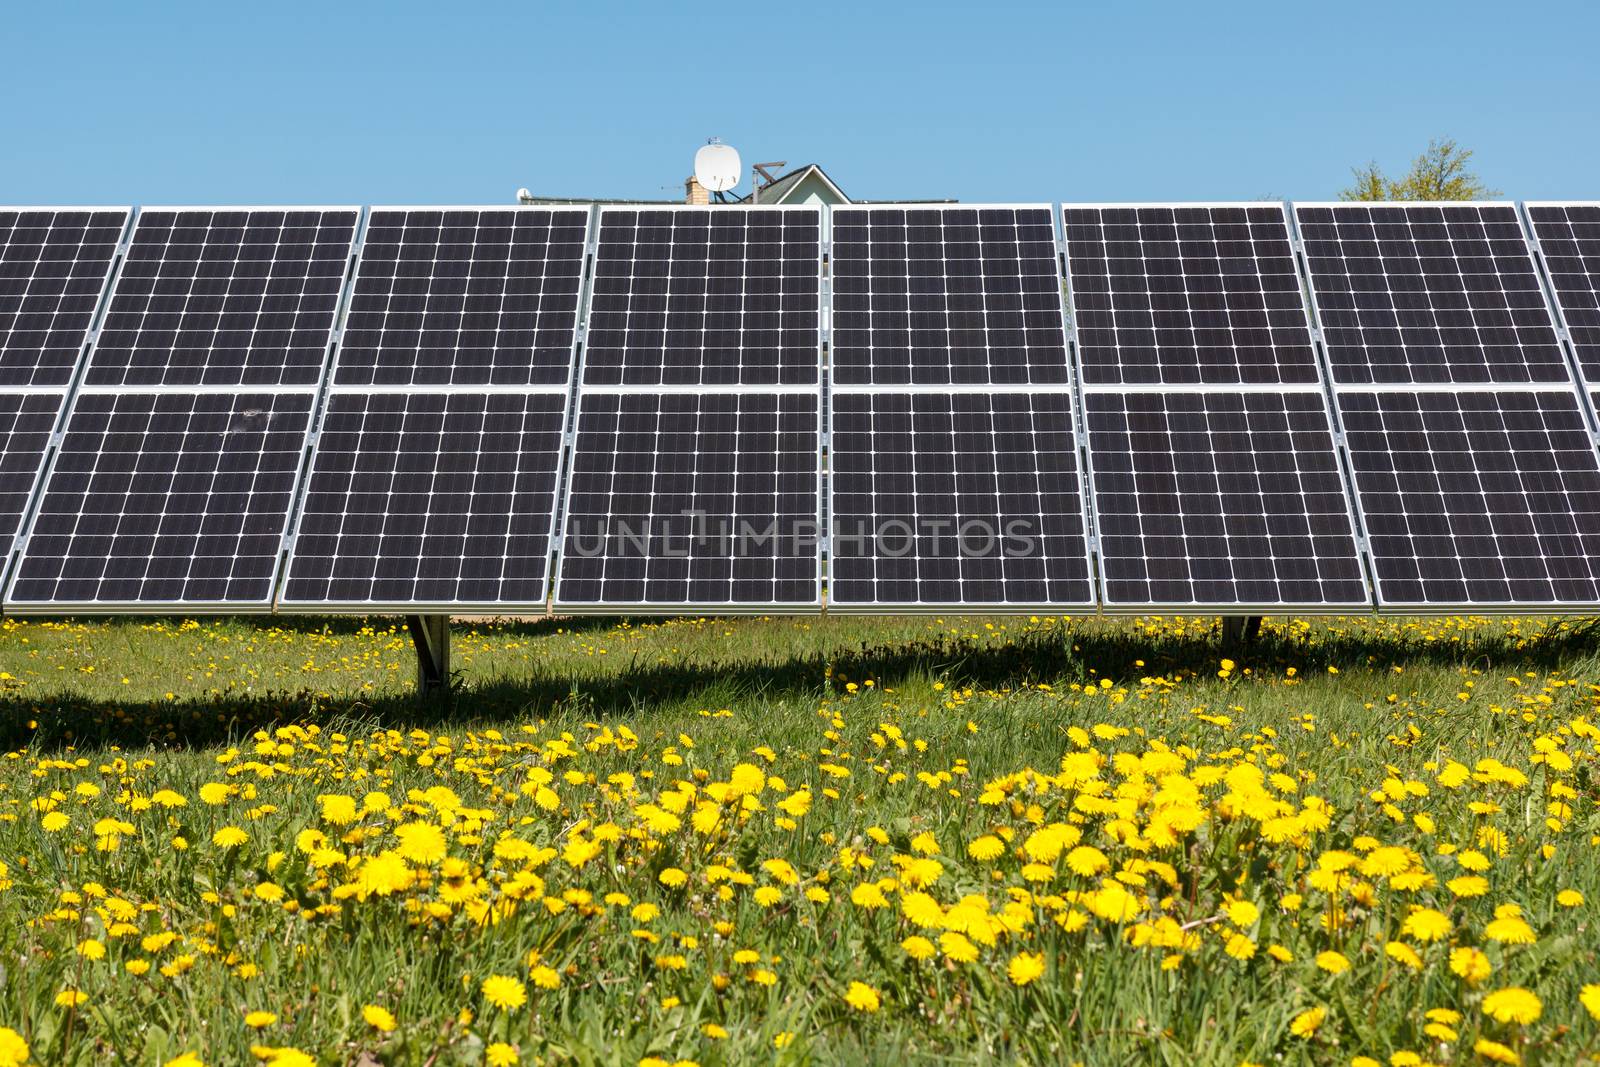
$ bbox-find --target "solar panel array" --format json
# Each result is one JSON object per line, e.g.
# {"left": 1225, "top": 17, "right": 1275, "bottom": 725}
{"left": 1297, "top": 202, "right": 1600, "bottom": 609}
{"left": 5, "top": 200, "right": 1600, "bottom": 618}
{"left": 554, "top": 207, "right": 823, "bottom": 611}
{"left": 0, "top": 208, "right": 128, "bottom": 592}
{"left": 1066, "top": 204, "right": 1367, "bottom": 610}
{"left": 829, "top": 205, "right": 1092, "bottom": 611}
{"left": 6, "top": 208, "right": 359, "bottom": 611}
{"left": 282, "top": 207, "right": 587, "bottom": 611}
{"left": 1526, "top": 202, "right": 1600, "bottom": 384}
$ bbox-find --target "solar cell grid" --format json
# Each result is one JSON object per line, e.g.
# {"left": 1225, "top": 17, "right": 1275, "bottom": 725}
{"left": 828, "top": 390, "right": 1093, "bottom": 609}
{"left": 1527, "top": 202, "right": 1600, "bottom": 383}
{"left": 282, "top": 391, "right": 566, "bottom": 607}
{"left": 1064, "top": 204, "right": 1319, "bottom": 386}
{"left": 6, "top": 391, "right": 313, "bottom": 609}
{"left": 86, "top": 208, "right": 358, "bottom": 389}
{"left": 582, "top": 207, "right": 820, "bottom": 387}
{"left": 1085, "top": 390, "right": 1366, "bottom": 608}
{"left": 555, "top": 391, "right": 820, "bottom": 608}
{"left": 0, "top": 392, "right": 64, "bottom": 557}
{"left": 1296, "top": 203, "right": 1566, "bottom": 386}
{"left": 335, "top": 207, "right": 588, "bottom": 388}
{"left": 831, "top": 205, "right": 1070, "bottom": 386}
{"left": 0, "top": 208, "right": 128, "bottom": 388}
{"left": 1339, "top": 389, "right": 1600, "bottom": 606}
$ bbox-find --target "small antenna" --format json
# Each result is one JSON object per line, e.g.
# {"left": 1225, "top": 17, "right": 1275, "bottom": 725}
{"left": 694, "top": 138, "right": 742, "bottom": 193}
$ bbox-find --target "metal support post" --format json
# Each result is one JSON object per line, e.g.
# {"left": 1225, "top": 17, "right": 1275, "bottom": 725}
{"left": 1221, "top": 615, "right": 1262, "bottom": 647}
{"left": 407, "top": 615, "right": 450, "bottom": 695}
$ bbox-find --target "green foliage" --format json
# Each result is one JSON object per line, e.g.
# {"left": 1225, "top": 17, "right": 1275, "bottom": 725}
{"left": 1338, "top": 139, "right": 1500, "bottom": 201}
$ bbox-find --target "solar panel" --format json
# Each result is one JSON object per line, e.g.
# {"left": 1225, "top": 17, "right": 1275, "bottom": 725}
{"left": 5, "top": 391, "right": 314, "bottom": 610}
{"left": 84, "top": 207, "right": 359, "bottom": 389}
{"left": 1526, "top": 202, "right": 1600, "bottom": 383}
{"left": 1063, "top": 203, "right": 1319, "bottom": 386}
{"left": 582, "top": 206, "right": 820, "bottom": 387}
{"left": 1084, "top": 390, "right": 1367, "bottom": 609}
{"left": 280, "top": 391, "right": 567, "bottom": 609}
{"left": 0, "top": 208, "right": 129, "bottom": 388}
{"left": 0, "top": 392, "right": 64, "bottom": 564}
{"left": 554, "top": 390, "right": 820, "bottom": 610}
{"left": 831, "top": 205, "right": 1070, "bottom": 387}
{"left": 828, "top": 390, "right": 1093, "bottom": 610}
{"left": 334, "top": 207, "right": 589, "bottom": 388}
{"left": 1295, "top": 203, "right": 1567, "bottom": 386}
{"left": 1338, "top": 389, "right": 1600, "bottom": 607}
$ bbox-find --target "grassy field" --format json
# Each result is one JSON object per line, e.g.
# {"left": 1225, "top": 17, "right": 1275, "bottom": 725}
{"left": 1, "top": 612, "right": 1598, "bottom": 1066}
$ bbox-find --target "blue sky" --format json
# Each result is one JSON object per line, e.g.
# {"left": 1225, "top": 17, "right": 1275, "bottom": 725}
{"left": 6, "top": 0, "right": 1596, "bottom": 206}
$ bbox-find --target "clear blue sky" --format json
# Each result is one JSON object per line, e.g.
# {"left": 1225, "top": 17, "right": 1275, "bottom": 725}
{"left": 6, "top": 0, "right": 1596, "bottom": 206}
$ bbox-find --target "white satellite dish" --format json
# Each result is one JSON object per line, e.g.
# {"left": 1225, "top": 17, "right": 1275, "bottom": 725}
{"left": 694, "top": 139, "right": 741, "bottom": 193}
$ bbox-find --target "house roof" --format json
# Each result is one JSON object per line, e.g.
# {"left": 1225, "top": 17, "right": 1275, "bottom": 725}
{"left": 737, "top": 163, "right": 847, "bottom": 204}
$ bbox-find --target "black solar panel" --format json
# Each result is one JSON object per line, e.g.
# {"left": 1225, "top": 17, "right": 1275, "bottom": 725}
{"left": 281, "top": 391, "right": 566, "bottom": 607}
{"left": 555, "top": 391, "right": 820, "bottom": 607}
{"left": 7, "top": 391, "right": 313, "bottom": 608}
{"left": 1339, "top": 389, "right": 1600, "bottom": 606}
{"left": 335, "top": 207, "right": 588, "bottom": 388}
{"left": 0, "top": 392, "right": 63, "bottom": 557}
{"left": 1085, "top": 391, "right": 1366, "bottom": 607}
{"left": 1527, "top": 202, "right": 1600, "bottom": 382}
{"left": 829, "top": 391, "right": 1092, "bottom": 608}
{"left": 0, "top": 209, "right": 128, "bottom": 388}
{"left": 1064, "top": 204, "right": 1318, "bottom": 386}
{"left": 582, "top": 208, "right": 820, "bottom": 387}
{"left": 1296, "top": 203, "right": 1566, "bottom": 386}
{"left": 831, "top": 206, "right": 1069, "bottom": 386}
{"left": 85, "top": 208, "right": 358, "bottom": 389}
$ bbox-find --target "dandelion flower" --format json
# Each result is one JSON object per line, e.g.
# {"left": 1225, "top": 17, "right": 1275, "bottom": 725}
{"left": 486, "top": 1044, "right": 519, "bottom": 1067}
{"left": 164, "top": 1055, "right": 205, "bottom": 1067}
{"left": 243, "top": 1011, "right": 277, "bottom": 1029}
{"left": 1007, "top": 951, "right": 1045, "bottom": 987}
{"left": 1065, "top": 845, "right": 1110, "bottom": 877}
{"left": 1484, "top": 916, "right": 1536, "bottom": 945}
{"left": 530, "top": 965, "right": 560, "bottom": 990}
{"left": 1482, "top": 987, "right": 1541, "bottom": 1025}
{"left": 0, "top": 1029, "right": 28, "bottom": 1067}
{"left": 212, "top": 826, "right": 249, "bottom": 849}
{"left": 901, "top": 936, "right": 936, "bottom": 961}
{"left": 1288, "top": 1006, "right": 1325, "bottom": 1038}
{"left": 1315, "top": 951, "right": 1350, "bottom": 975}
{"left": 1580, "top": 984, "right": 1600, "bottom": 1021}
{"left": 1450, "top": 947, "right": 1492, "bottom": 985}
{"left": 361, "top": 1005, "right": 396, "bottom": 1032}
{"left": 967, "top": 835, "right": 1005, "bottom": 862}
{"left": 844, "top": 981, "right": 880, "bottom": 1013}
{"left": 481, "top": 974, "right": 527, "bottom": 1012}
{"left": 1401, "top": 907, "right": 1450, "bottom": 942}
{"left": 1473, "top": 1040, "right": 1520, "bottom": 1065}
{"left": 54, "top": 989, "right": 87, "bottom": 1008}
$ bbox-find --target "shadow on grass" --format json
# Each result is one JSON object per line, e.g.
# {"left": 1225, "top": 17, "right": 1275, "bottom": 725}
{"left": 5, "top": 616, "right": 1599, "bottom": 752}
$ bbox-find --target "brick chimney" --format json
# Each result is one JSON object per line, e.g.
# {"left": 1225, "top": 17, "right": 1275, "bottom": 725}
{"left": 684, "top": 175, "right": 710, "bottom": 205}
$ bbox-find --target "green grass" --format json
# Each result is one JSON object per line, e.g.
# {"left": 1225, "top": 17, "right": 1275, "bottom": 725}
{"left": 1, "top": 612, "right": 1598, "bottom": 1065}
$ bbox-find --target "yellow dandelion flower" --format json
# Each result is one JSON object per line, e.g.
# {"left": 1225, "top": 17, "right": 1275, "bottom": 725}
{"left": 1482, "top": 987, "right": 1541, "bottom": 1025}
{"left": 1580, "top": 984, "right": 1600, "bottom": 1020}
{"left": 243, "top": 1010, "right": 277, "bottom": 1029}
{"left": 1473, "top": 1039, "right": 1520, "bottom": 1065}
{"left": 1315, "top": 951, "right": 1350, "bottom": 975}
{"left": 844, "top": 981, "right": 880, "bottom": 1012}
{"left": 481, "top": 974, "right": 527, "bottom": 1012}
{"left": 0, "top": 1029, "right": 28, "bottom": 1067}
{"left": 1007, "top": 951, "right": 1045, "bottom": 987}
{"left": 901, "top": 936, "right": 936, "bottom": 961}
{"left": 485, "top": 1043, "right": 520, "bottom": 1067}
{"left": 361, "top": 1005, "right": 396, "bottom": 1032}
{"left": 1288, "top": 1006, "right": 1325, "bottom": 1038}
{"left": 212, "top": 826, "right": 249, "bottom": 849}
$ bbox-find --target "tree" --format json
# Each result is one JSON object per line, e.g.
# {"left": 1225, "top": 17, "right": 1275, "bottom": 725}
{"left": 1337, "top": 139, "right": 1500, "bottom": 201}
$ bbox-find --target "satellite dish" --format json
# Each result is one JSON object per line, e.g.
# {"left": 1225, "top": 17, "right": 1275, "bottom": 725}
{"left": 695, "top": 139, "right": 741, "bottom": 193}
